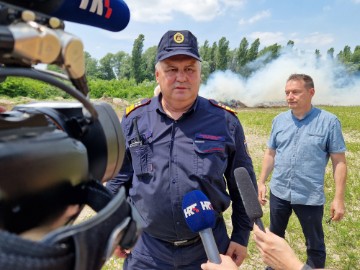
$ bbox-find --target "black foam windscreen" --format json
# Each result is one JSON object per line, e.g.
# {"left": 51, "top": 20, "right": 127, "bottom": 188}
{"left": 234, "top": 167, "right": 263, "bottom": 220}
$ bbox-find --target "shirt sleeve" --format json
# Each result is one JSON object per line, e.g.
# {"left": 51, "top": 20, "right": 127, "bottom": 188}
{"left": 328, "top": 118, "right": 346, "bottom": 153}
{"left": 226, "top": 118, "right": 257, "bottom": 246}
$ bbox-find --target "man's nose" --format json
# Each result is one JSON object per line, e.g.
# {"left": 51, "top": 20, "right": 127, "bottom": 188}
{"left": 176, "top": 70, "right": 187, "bottom": 81}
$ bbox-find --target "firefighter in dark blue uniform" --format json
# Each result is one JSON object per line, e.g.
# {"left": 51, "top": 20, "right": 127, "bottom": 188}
{"left": 106, "top": 30, "right": 257, "bottom": 269}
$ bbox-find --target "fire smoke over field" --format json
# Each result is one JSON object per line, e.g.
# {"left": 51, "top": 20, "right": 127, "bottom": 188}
{"left": 199, "top": 49, "right": 360, "bottom": 107}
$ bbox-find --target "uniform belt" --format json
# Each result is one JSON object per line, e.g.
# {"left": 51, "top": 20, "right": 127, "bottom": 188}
{"left": 164, "top": 236, "right": 201, "bottom": 247}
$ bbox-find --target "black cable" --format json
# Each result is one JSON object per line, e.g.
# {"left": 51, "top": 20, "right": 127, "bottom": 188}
{"left": 0, "top": 67, "right": 98, "bottom": 119}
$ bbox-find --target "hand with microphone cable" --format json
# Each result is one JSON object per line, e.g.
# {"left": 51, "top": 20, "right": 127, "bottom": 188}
{"left": 182, "top": 190, "right": 222, "bottom": 264}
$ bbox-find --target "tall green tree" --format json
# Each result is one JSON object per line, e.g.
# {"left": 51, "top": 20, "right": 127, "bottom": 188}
{"left": 287, "top": 40, "right": 295, "bottom": 48}
{"left": 236, "top": 37, "right": 249, "bottom": 72}
{"left": 351, "top": 46, "right": 360, "bottom": 64}
{"left": 247, "top": 38, "right": 260, "bottom": 63}
{"left": 258, "top": 43, "right": 282, "bottom": 64}
{"left": 199, "top": 40, "right": 211, "bottom": 62}
{"left": 98, "top": 53, "right": 116, "bottom": 80}
{"left": 327, "top": 48, "right": 334, "bottom": 59}
{"left": 209, "top": 42, "right": 218, "bottom": 73}
{"left": 84, "top": 51, "right": 100, "bottom": 79}
{"left": 142, "top": 46, "right": 157, "bottom": 81}
{"left": 131, "top": 34, "right": 145, "bottom": 84}
{"left": 216, "top": 37, "right": 229, "bottom": 71}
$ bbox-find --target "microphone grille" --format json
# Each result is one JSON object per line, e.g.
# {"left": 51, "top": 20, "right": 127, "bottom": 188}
{"left": 182, "top": 190, "right": 216, "bottom": 232}
{"left": 234, "top": 167, "right": 263, "bottom": 220}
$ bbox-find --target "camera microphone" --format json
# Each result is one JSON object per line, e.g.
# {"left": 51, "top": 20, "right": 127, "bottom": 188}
{"left": 234, "top": 167, "right": 265, "bottom": 232}
{"left": 0, "top": 0, "right": 130, "bottom": 32}
{"left": 182, "top": 190, "right": 222, "bottom": 264}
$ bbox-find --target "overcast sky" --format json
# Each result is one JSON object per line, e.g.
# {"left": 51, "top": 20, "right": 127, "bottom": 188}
{"left": 65, "top": 0, "right": 360, "bottom": 60}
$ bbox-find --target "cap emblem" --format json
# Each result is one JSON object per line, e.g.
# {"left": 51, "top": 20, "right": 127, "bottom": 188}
{"left": 174, "top": 32, "right": 185, "bottom": 44}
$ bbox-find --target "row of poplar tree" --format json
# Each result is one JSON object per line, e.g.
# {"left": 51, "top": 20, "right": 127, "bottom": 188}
{"left": 47, "top": 34, "right": 360, "bottom": 84}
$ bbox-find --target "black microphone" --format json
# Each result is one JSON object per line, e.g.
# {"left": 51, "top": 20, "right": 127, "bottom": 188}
{"left": 0, "top": 0, "right": 130, "bottom": 32}
{"left": 182, "top": 190, "right": 222, "bottom": 264}
{"left": 234, "top": 167, "right": 265, "bottom": 232}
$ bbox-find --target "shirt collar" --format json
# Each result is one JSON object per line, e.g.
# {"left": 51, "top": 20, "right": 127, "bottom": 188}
{"left": 291, "top": 105, "right": 314, "bottom": 121}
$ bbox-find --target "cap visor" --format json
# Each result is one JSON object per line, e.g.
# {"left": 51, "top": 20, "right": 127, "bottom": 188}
{"left": 157, "top": 50, "right": 202, "bottom": 62}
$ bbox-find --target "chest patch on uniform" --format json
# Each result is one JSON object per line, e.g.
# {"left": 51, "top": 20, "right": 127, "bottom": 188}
{"left": 196, "top": 133, "right": 225, "bottom": 141}
{"left": 125, "top": 98, "right": 151, "bottom": 117}
{"left": 209, "top": 99, "right": 236, "bottom": 115}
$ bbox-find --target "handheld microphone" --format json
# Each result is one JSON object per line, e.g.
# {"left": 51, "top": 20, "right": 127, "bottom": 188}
{"left": 0, "top": 0, "right": 130, "bottom": 32}
{"left": 234, "top": 167, "right": 265, "bottom": 232}
{"left": 182, "top": 190, "right": 221, "bottom": 264}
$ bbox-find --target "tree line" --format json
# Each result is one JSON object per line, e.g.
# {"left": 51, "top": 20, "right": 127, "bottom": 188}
{"left": 78, "top": 34, "right": 360, "bottom": 83}
{"left": 1, "top": 34, "right": 360, "bottom": 100}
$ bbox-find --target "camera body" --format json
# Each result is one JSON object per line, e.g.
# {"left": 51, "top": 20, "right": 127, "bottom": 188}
{"left": 0, "top": 101, "right": 125, "bottom": 202}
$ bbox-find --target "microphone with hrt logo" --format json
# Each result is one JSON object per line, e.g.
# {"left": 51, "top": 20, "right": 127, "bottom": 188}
{"left": 1, "top": 0, "right": 130, "bottom": 32}
{"left": 234, "top": 167, "right": 265, "bottom": 232}
{"left": 182, "top": 190, "right": 221, "bottom": 264}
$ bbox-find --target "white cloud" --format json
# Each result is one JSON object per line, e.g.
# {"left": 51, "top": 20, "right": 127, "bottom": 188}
{"left": 248, "top": 31, "right": 285, "bottom": 46}
{"left": 127, "top": 0, "right": 246, "bottom": 23}
{"left": 295, "top": 32, "right": 334, "bottom": 47}
{"left": 239, "top": 10, "right": 271, "bottom": 25}
{"left": 352, "top": 0, "right": 360, "bottom": 3}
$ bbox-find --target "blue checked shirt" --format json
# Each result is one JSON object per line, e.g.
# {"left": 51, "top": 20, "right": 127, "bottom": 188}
{"left": 106, "top": 95, "right": 256, "bottom": 246}
{"left": 268, "top": 107, "right": 346, "bottom": 205}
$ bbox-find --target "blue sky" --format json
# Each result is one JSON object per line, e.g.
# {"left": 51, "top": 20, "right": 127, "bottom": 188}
{"left": 66, "top": 0, "right": 360, "bottom": 60}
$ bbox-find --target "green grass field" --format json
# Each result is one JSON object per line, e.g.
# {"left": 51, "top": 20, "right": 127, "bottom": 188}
{"left": 100, "top": 105, "right": 360, "bottom": 269}
{"left": 236, "top": 106, "right": 360, "bottom": 270}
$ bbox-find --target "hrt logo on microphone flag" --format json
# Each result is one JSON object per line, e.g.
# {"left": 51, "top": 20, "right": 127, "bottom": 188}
{"left": 182, "top": 190, "right": 216, "bottom": 233}
{"left": 50, "top": 0, "right": 131, "bottom": 32}
{"left": 79, "top": 0, "right": 112, "bottom": 19}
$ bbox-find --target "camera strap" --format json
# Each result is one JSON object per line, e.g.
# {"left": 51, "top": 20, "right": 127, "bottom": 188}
{"left": 0, "top": 182, "right": 142, "bottom": 270}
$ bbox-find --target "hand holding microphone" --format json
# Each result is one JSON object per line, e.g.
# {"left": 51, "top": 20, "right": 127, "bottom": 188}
{"left": 182, "top": 190, "right": 222, "bottom": 264}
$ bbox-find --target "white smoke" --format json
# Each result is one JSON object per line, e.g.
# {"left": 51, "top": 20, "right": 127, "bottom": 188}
{"left": 199, "top": 49, "right": 360, "bottom": 107}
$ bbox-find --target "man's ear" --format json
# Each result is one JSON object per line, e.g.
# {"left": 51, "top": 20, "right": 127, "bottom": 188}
{"left": 309, "top": 88, "right": 315, "bottom": 97}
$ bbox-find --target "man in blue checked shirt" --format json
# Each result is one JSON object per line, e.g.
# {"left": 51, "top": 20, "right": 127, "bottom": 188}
{"left": 257, "top": 73, "right": 347, "bottom": 270}
{"left": 106, "top": 30, "right": 257, "bottom": 270}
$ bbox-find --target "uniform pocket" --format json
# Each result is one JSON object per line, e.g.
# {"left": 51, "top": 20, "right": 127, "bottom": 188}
{"left": 129, "top": 144, "right": 153, "bottom": 177}
{"left": 193, "top": 136, "right": 227, "bottom": 179}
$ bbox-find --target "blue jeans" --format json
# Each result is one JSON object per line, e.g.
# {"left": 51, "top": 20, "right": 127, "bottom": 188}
{"left": 269, "top": 192, "right": 326, "bottom": 268}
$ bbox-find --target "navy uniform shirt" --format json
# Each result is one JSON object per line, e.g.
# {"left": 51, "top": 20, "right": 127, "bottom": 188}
{"left": 107, "top": 95, "right": 257, "bottom": 247}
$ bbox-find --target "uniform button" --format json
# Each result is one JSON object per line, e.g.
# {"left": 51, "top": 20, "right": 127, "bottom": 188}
{"left": 172, "top": 180, "right": 176, "bottom": 183}
{"left": 176, "top": 221, "right": 180, "bottom": 225}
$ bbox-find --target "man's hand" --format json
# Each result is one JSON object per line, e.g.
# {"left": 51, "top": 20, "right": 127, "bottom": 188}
{"left": 113, "top": 246, "right": 130, "bottom": 258}
{"left": 225, "top": 241, "right": 247, "bottom": 266}
{"left": 330, "top": 198, "right": 345, "bottom": 221}
{"left": 258, "top": 182, "right": 268, "bottom": 206}
{"left": 201, "top": 254, "right": 238, "bottom": 270}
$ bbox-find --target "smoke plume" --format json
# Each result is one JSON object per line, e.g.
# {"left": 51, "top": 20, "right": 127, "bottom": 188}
{"left": 200, "top": 49, "right": 360, "bottom": 107}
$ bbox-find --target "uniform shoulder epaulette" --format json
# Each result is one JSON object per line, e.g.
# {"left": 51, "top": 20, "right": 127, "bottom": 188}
{"left": 125, "top": 98, "right": 151, "bottom": 117}
{"left": 209, "top": 99, "right": 236, "bottom": 115}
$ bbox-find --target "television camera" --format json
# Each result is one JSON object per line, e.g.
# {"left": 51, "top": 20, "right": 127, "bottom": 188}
{"left": 0, "top": 1, "right": 141, "bottom": 269}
